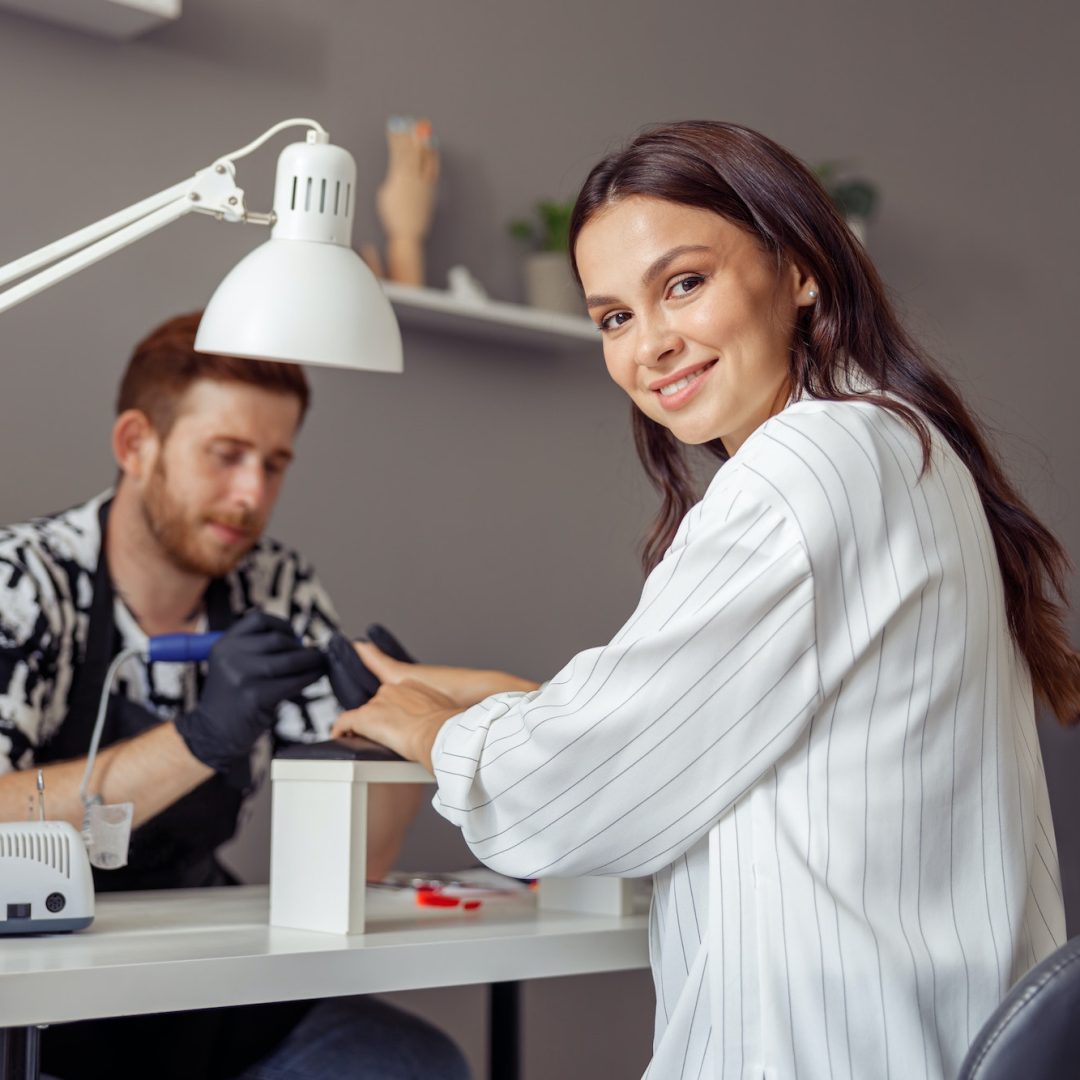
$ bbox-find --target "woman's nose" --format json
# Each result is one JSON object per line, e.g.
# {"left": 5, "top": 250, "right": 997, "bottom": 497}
{"left": 634, "top": 316, "right": 683, "bottom": 369}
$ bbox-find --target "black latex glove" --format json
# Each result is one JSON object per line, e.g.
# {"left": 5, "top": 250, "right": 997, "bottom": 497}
{"left": 175, "top": 610, "right": 328, "bottom": 772}
{"left": 326, "top": 623, "right": 416, "bottom": 711}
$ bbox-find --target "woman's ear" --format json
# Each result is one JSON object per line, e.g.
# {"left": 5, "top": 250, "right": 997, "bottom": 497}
{"left": 112, "top": 410, "right": 158, "bottom": 482}
{"left": 787, "top": 259, "right": 819, "bottom": 308}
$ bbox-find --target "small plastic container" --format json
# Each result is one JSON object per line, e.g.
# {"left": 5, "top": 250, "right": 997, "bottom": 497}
{"left": 85, "top": 802, "right": 134, "bottom": 869}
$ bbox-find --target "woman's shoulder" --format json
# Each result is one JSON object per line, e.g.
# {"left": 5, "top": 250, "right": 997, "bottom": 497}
{"left": 709, "top": 396, "right": 926, "bottom": 552}
{"left": 733, "top": 395, "right": 922, "bottom": 491}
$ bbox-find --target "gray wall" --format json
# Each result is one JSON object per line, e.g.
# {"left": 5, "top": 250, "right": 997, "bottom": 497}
{"left": 0, "top": 1, "right": 1077, "bottom": 1076}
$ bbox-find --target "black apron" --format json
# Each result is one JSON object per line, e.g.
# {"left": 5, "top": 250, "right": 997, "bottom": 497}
{"left": 39, "top": 499, "right": 312, "bottom": 1080}
{"left": 35, "top": 501, "right": 245, "bottom": 892}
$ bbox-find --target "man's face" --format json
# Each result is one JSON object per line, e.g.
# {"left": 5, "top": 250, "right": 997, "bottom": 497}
{"left": 138, "top": 379, "right": 301, "bottom": 577}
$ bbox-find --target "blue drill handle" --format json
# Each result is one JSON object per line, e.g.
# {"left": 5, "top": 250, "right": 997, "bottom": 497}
{"left": 147, "top": 632, "right": 225, "bottom": 664}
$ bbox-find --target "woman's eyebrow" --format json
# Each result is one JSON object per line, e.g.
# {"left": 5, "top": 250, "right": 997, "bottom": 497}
{"left": 584, "top": 244, "right": 712, "bottom": 309}
{"left": 641, "top": 245, "right": 711, "bottom": 287}
{"left": 584, "top": 292, "right": 620, "bottom": 310}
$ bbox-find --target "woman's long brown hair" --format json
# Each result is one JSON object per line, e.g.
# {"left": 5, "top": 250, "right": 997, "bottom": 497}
{"left": 569, "top": 120, "right": 1080, "bottom": 725}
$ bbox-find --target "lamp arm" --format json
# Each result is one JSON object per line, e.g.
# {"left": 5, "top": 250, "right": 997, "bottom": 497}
{"left": 0, "top": 117, "right": 329, "bottom": 318}
{"left": 0, "top": 194, "right": 199, "bottom": 316}
{"left": 0, "top": 178, "right": 195, "bottom": 291}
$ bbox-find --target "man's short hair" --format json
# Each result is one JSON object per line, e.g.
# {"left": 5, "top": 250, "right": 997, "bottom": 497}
{"left": 116, "top": 311, "right": 310, "bottom": 436}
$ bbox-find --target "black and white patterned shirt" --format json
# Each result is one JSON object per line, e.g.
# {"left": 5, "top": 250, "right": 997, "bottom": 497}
{"left": 0, "top": 491, "right": 342, "bottom": 790}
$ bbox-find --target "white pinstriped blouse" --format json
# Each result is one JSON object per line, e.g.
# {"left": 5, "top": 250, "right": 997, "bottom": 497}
{"left": 431, "top": 396, "right": 1066, "bottom": 1080}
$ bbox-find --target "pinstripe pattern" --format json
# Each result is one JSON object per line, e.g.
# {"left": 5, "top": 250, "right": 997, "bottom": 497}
{"left": 432, "top": 397, "right": 1065, "bottom": 1079}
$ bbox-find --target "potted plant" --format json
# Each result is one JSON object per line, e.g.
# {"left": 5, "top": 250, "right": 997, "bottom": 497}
{"left": 815, "top": 162, "right": 879, "bottom": 245}
{"left": 508, "top": 199, "right": 584, "bottom": 316}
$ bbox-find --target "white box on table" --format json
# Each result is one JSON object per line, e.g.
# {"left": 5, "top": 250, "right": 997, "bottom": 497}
{"left": 269, "top": 757, "right": 431, "bottom": 934}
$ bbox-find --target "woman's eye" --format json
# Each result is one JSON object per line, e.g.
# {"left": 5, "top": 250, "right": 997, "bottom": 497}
{"left": 669, "top": 274, "right": 704, "bottom": 299}
{"left": 598, "top": 310, "right": 632, "bottom": 332}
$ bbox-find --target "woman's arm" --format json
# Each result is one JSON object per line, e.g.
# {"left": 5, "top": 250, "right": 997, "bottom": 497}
{"left": 337, "top": 483, "right": 820, "bottom": 882}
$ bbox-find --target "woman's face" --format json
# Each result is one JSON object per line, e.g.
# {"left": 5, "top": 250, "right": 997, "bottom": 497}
{"left": 575, "top": 195, "right": 817, "bottom": 454}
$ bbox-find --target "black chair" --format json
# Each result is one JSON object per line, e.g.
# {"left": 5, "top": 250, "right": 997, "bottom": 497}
{"left": 957, "top": 936, "right": 1080, "bottom": 1079}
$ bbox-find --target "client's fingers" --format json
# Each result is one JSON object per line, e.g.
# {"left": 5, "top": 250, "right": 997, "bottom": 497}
{"left": 354, "top": 639, "right": 405, "bottom": 683}
{"left": 366, "top": 623, "right": 416, "bottom": 664}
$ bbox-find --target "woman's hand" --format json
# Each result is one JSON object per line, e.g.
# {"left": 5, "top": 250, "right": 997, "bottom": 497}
{"left": 332, "top": 680, "right": 460, "bottom": 773}
{"left": 352, "top": 640, "right": 540, "bottom": 709}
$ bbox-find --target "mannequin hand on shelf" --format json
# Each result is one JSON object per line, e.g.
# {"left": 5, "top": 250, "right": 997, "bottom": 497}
{"left": 375, "top": 116, "right": 439, "bottom": 286}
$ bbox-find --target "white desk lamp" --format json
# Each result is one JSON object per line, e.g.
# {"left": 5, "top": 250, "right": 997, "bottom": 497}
{"left": 0, "top": 117, "right": 403, "bottom": 372}
{"left": 0, "top": 117, "right": 409, "bottom": 940}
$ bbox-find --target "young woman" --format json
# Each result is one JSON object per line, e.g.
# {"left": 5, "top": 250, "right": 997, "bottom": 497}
{"left": 333, "top": 121, "right": 1080, "bottom": 1079}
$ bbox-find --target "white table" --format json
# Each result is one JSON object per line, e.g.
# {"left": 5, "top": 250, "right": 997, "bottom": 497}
{"left": 0, "top": 884, "right": 650, "bottom": 1078}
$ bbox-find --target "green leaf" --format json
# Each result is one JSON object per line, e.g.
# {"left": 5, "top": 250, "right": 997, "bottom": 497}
{"left": 507, "top": 199, "right": 576, "bottom": 252}
{"left": 813, "top": 160, "right": 879, "bottom": 221}
{"left": 508, "top": 220, "right": 536, "bottom": 244}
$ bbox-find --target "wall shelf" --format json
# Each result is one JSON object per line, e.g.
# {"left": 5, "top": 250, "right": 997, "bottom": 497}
{"left": 382, "top": 281, "right": 598, "bottom": 352}
{"left": 0, "top": 0, "right": 180, "bottom": 39}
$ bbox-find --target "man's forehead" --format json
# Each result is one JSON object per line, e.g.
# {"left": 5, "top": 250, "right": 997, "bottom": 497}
{"left": 169, "top": 378, "right": 301, "bottom": 443}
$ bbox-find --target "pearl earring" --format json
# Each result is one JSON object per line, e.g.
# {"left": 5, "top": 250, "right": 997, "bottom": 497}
{"left": 808, "top": 289, "right": 818, "bottom": 300}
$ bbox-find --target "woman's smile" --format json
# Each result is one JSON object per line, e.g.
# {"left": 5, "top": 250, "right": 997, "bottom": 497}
{"left": 649, "top": 358, "right": 718, "bottom": 410}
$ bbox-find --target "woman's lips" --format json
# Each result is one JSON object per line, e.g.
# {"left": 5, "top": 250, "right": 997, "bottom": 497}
{"left": 651, "top": 359, "right": 717, "bottom": 411}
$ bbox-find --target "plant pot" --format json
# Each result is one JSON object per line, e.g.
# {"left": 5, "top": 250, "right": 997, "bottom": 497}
{"left": 522, "top": 251, "right": 585, "bottom": 317}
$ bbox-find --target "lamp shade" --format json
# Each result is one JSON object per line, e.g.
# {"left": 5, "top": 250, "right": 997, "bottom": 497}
{"left": 195, "top": 138, "right": 403, "bottom": 373}
{"left": 195, "top": 239, "right": 402, "bottom": 372}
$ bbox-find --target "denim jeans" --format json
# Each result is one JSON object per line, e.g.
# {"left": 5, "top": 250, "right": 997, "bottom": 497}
{"left": 234, "top": 996, "right": 471, "bottom": 1080}
{"left": 41, "top": 996, "right": 469, "bottom": 1080}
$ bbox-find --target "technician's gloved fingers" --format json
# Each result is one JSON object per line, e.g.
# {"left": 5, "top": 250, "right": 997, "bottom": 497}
{"left": 177, "top": 611, "right": 330, "bottom": 774}
{"left": 258, "top": 669, "right": 332, "bottom": 707}
{"left": 327, "top": 632, "right": 360, "bottom": 660}
{"left": 175, "top": 707, "right": 271, "bottom": 774}
{"left": 216, "top": 628, "right": 308, "bottom": 658}
{"left": 224, "top": 609, "right": 297, "bottom": 639}
{"left": 331, "top": 683, "right": 371, "bottom": 711}
{"left": 247, "top": 645, "right": 328, "bottom": 681}
{"left": 326, "top": 631, "right": 379, "bottom": 710}
{"left": 366, "top": 623, "right": 416, "bottom": 664}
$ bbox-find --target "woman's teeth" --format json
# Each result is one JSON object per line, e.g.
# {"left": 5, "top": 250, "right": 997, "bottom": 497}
{"left": 659, "top": 367, "right": 708, "bottom": 396}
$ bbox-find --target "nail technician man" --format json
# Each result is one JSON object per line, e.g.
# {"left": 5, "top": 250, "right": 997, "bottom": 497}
{"left": 0, "top": 312, "right": 468, "bottom": 1080}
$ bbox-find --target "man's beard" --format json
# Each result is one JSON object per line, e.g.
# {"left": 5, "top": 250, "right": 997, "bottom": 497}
{"left": 141, "top": 458, "right": 261, "bottom": 578}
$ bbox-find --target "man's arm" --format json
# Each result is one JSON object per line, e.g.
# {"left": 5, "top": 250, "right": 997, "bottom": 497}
{"left": 2, "top": 611, "right": 324, "bottom": 836}
{"left": 0, "top": 723, "right": 212, "bottom": 828}
{"left": 366, "top": 783, "right": 425, "bottom": 881}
